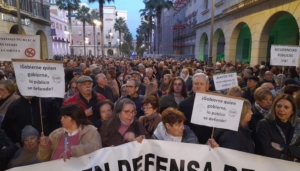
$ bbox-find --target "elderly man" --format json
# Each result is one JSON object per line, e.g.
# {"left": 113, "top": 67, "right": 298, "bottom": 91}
{"left": 242, "top": 75, "right": 259, "bottom": 105}
{"left": 93, "top": 73, "right": 115, "bottom": 102}
{"left": 145, "top": 68, "right": 154, "bottom": 81}
{"left": 261, "top": 82, "right": 276, "bottom": 97}
{"left": 63, "top": 76, "right": 106, "bottom": 124}
{"left": 181, "top": 68, "right": 192, "bottom": 91}
{"left": 178, "top": 73, "right": 212, "bottom": 144}
{"left": 138, "top": 63, "right": 146, "bottom": 77}
{"left": 260, "top": 71, "right": 276, "bottom": 86}
{"left": 73, "top": 67, "right": 83, "bottom": 79}
{"left": 130, "top": 71, "right": 146, "bottom": 95}
{"left": 79, "top": 63, "right": 87, "bottom": 72}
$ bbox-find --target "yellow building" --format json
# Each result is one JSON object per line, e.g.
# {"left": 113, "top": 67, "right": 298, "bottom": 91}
{"left": 0, "top": 0, "right": 52, "bottom": 59}
{"left": 195, "top": 0, "right": 300, "bottom": 66}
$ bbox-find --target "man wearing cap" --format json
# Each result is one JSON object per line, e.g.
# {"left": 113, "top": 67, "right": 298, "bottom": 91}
{"left": 73, "top": 67, "right": 83, "bottom": 79}
{"left": 63, "top": 76, "right": 106, "bottom": 124}
{"left": 130, "top": 71, "right": 146, "bottom": 95}
{"left": 242, "top": 75, "right": 259, "bottom": 105}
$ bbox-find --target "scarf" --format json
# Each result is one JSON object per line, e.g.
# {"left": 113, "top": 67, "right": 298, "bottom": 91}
{"left": 143, "top": 112, "right": 158, "bottom": 132}
{"left": 254, "top": 102, "right": 270, "bottom": 117}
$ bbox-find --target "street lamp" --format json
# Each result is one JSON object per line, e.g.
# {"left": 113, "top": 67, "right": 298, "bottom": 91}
{"left": 93, "top": 20, "right": 101, "bottom": 57}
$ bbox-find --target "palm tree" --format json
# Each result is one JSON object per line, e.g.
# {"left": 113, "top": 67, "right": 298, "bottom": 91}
{"left": 56, "top": 0, "right": 81, "bottom": 55}
{"left": 88, "top": 0, "right": 114, "bottom": 57}
{"left": 145, "top": 0, "right": 173, "bottom": 54}
{"left": 140, "top": 3, "right": 156, "bottom": 53}
{"left": 76, "top": 5, "right": 91, "bottom": 56}
{"left": 114, "top": 17, "right": 126, "bottom": 56}
{"left": 90, "top": 10, "right": 99, "bottom": 58}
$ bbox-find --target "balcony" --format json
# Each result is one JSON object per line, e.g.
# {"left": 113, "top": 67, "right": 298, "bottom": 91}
{"left": 173, "top": 27, "right": 196, "bottom": 39}
{"left": 0, "top": 0, "right": 51, "bottom": 25}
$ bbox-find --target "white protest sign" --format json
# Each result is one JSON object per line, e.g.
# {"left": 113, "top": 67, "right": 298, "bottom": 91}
{"left": 0, "top": 33, "right": 40, "bottom": 61}
{"left": 213, "top": 72, "right": 238, "bottom": 91}
{"left": 12, "top": 59, "right": 65, "bottom": 98}
{"left": 270, "top": 45, "right": 300, "bottom": 66}
{"left": 191, "top": 92, "right": 244, "bottom": 131}
{"left": 8, "top": 140, "right": 300, "bottom": 171}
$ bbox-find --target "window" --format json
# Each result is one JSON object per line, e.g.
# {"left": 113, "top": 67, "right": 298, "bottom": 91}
{"left": 64, "top": 26, "right": 67, "bottom": 31}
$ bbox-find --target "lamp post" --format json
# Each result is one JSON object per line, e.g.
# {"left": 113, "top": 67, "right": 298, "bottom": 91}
{"left": 93, "top": 20, "right": 101, "bottom": 57}
{"left": 208, "top": 0, "right": 215, "bottom": 67}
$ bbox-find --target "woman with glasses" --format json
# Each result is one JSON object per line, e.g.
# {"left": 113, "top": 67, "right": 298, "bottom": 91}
{"left": 101, "top": 98, "right": 149, "bottom": 147}
{"left": 95, "top": 100, "right": 114, "bottom": 132}
{"left": 64, "top": 78, "right": 78, "bottom": 100}
{"left": 139, "top": 95, "right": 161, "bottom": 136}
{"left": 159, "top": 77, "right": 188, "bottom": 113}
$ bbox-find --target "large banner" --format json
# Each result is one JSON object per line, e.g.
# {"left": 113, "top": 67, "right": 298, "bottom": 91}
{"left": 270, "top": 45, "right": 300, "bottom": 67}
{"left": 8, "top": 140, "right": 299, "bottom": 171}
{"left": 12, "top": 59, "right": 65, "bottom": 98}
{"left": 0, "top": 34, "right": 40, "bottom": 61}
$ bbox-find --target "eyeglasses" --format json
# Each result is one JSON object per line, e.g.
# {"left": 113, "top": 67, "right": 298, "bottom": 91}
{"left": 122, "top": 110, "right": 136, "bottom": 116}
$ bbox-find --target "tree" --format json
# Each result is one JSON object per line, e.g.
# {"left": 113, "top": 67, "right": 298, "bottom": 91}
{"left": 121, "top": 42, "right": 131, "bottom": 56}
{"left": 144, "top": 0, "right": 173, "bottom": 54}
{"left": 140, "top": 2, "right": 156, "bottom": 53}
{"left": 88, "top": 0, "right": 114, "bottom": 57}
{"left": 90, "top": 10, "right": 99, "bottom": 58}
{"left": 114, "top": 17, "right": 126, "bottom": 56}
{"left": 76, "top": 5, "right": 91, "bottom": 56}
{"left": 56, "top": 0, "right": 81, "bottom": 55}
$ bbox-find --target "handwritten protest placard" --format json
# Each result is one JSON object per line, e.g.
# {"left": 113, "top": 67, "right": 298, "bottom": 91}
{"left": 191, "top": 92, "right": 244, "bottom": 131}
{"left": 0, "top": 33, "right": 40, "bottom": 60}
{"left": 270, "top": 45, "right": 300, "bottom": 67}
{"left": 213, "top": 72, "right": 238, "bottom": 91}
{"left": 12, "top": 59, "right": 65, "bottom": 98}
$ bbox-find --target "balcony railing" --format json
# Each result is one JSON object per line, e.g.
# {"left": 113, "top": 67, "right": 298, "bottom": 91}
{"left": 174, "top": 27, "right": 196, "bottom": 39}
{"left": 4, "top": 0, "right": 50, "bottom": 21}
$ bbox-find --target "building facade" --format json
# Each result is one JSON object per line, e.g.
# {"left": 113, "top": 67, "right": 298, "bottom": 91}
{"left": 72, "top": 5, "right": 128, "bottom": 56}
{"left": 195, "top": 0, "right": 300, "bottom": 65}
{"left": 0, "top": 0, "right": 53, "bottom": 59}
{"left": 49, "top": 2, "right": 70, "bottom": 55}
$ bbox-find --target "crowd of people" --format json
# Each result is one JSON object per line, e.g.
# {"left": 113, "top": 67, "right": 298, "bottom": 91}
{"left": 0, "top": 56, "right": 300, "bottom": 170}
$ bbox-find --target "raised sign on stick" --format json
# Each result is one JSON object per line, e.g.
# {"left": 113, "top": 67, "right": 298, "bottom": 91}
{"left": 213, "top": 72, "right": 238, "bottom": 91}
{"left": 191, "top": 92, "right": 244, "bottom": 131}
{"left": 12, "top": 59, "right": 65, "bottom": 98}
{"left": 270, "top": 45, "right": 300, "bottom": 67}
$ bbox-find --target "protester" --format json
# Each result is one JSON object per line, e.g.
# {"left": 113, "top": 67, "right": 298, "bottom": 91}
{"left": 139, "top": 95, "right": 161, "bottom": 136}
{"left": 101, "top": 98, "right": 148, "bottom": 147}
{"left": 159, "top": 77, "right": 187, "bottom": 113}
{"left": 94, "top": 100, "right": 114, "bottom": 132}
{"left": 181, "top": 68, "right": 192, "bottom": 92}
{"left": 242, "top": 75, "right": 259, "bottom": 104}
{"left": 152, "top": 107, "right": 198, "bottom": 144}
{"left": 8, "top": 126, "right": 41, "bottom": 168}
{"left": 106, "top": 70, "right": 119, "bottom": 100}
{"left": 227, "top": 86, "right": 243, "bottom": 97}
{"left": 63, "top": 76, "right": 106, "bottom": 124}
{"left": 72, "top": 67, "right": 83, "bottom": 79}
{"left": 0, "top": 129, "right": 16, "bottom": 170}
{"left": 159, "top": 74, "right": 172, "bottom": 95}
{"left": 38, "top": 103, "right": 102, "bottom": 161}
{"left": 214, "top": 100, "right": 254, "bottom": 153}
{"left": 256, "top": 94, "right": 300, "bottom": 161}
{"left": 64, "top": 78, "right": 78, "bottom": 100}
{"left": 0, "top": 80, "right": 19, "bottom": 128}
{"left": 130, "top": 71, "right": 146, "bottom": 95}
{"left": 93, "top": 73, "right": 115, "bottom": 102}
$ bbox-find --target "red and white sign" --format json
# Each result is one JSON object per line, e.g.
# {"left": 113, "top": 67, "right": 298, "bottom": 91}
{"left": 0, "top": 33, "right": 40, "bottom": 61}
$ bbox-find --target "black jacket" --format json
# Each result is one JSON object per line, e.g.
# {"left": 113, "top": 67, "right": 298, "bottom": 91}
{"left": 249, "top": 105, "right": 265, "bottom": 152}
{"left": 138, "top": 84, "right": 146, "bottom": 95}
{"left": 185, "top": 76, "right": 193, "bottom": 92}
{"left": 242, "top": 87, "right": 256, "bottom": 105}
{"left": 214, "top": 127, "right": 255, "bottom": 154}
{"left": 1, "top": 97, "right": 60, "bottom": 144}
{"left": 93, "top": 85, "right": 116, "bottom": 102}
{"left": 0, "top": 129, "right": 17, "bottom": 171}
{"left": 178, "top": 94, "right": 212, "bottom": 144}
{"left": 159, "top": 94, "right": 180, "bottom": 113}
{"left": 256, "top": 118, "right": 300, "bottom": 161}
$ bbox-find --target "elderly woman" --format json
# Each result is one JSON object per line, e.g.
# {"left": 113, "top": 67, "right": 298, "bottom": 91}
{"left": 139, "top": 95, "right": 161, "bottom": 136}
{"left": 38, "top": 103, "right": 102, "bottom": 161}
{"left": 159, "top": 77, "right": 188, "bottom": 113}
{"left": 9, "top": 126, "right": 40, "bottom": 168}
{"left": 0, "top": 80, "right": 19, "bottom": 128}
{"left": 101, "top": 98, "right": 149, "bottom": 147}
{"left": 213, "top": 100, "right": 254, "bottom": 153}
{"left": 94, "top": 100, "right": 114, "bottom": 132}
{"left": 152, "top": 107, "right": 198, "bottom": 144}
{"left": 0, "top": 129, "right": 16, "bottom": 170}
{"left": 256, "top": 94, "right": 300, "bottom": 161}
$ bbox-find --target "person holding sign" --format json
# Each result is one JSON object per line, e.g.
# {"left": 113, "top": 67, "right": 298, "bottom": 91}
{"left": 213, "top": 100, "right": 255, "bottom": 153}
{"left": 256, "top": 94, "right": 300, "bottom": 161}
{"left": 38, "top": 103, "right": 102, "bottom": 162}
{"left": 152, "top": 107, "right": 198, "bottom": 144}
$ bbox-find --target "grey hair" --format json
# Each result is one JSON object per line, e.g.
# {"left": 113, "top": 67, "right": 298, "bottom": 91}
{"left": 79, "top": 63, "right": 86, "bottom": 67}
{"left": 146, "top": 68, "right": 153, "bottom": 73}
{"left": 95, "top": 73, "right": 105, "bottom": 81}
{"left": 127, "top": 78, "right": 141, "bottom": 88}
{"left": 115, "top": 98, "right": 136, "bottom": 114}
{"left": 244, "top": 69, "right": 253, "bottom": 75}
{"left": 192, "top": 73, "right": 209, "bottom": 83}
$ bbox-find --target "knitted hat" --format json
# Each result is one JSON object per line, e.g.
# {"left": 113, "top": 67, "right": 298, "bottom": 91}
{"left": 21, "top": 125, "right": 39, "bottom": 141}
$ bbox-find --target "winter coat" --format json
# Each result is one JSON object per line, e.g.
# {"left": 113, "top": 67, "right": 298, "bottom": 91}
{"left": 93, "top": 85, "right": 116, "bottom": 102}
{"left": 214, "top": 127, "right": 255, "bottom": 154}
{"left": 242, "top": 87, "right": 257, "bottom": 105}
{"left": 178, "top": 94, "right": 212, "bottom": 144}
{"left": 159, "top": 94, "right": 181, "bottom": 113}
{"left": 1, "top": 97, "right": 60, "bottom": 144}
{"left": 185, "top": 76, "right": 193, "bottom": 92}
{"left": 0, "top": 129, "right": 17, "bottom": 170}
{"left": 256, "top": 117, "right": 300, "bottom": 161}
{"left": 101, "top": 120, "right": 149, "bottom": 147}
{"left": 152, "top": 122, "right": 198, "bottom": 144}
{"left": 249, "top": 105, "right": 265, "bottom": 153}
{"left": 37, "top": 125, "right": 102, "bottom": 161}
